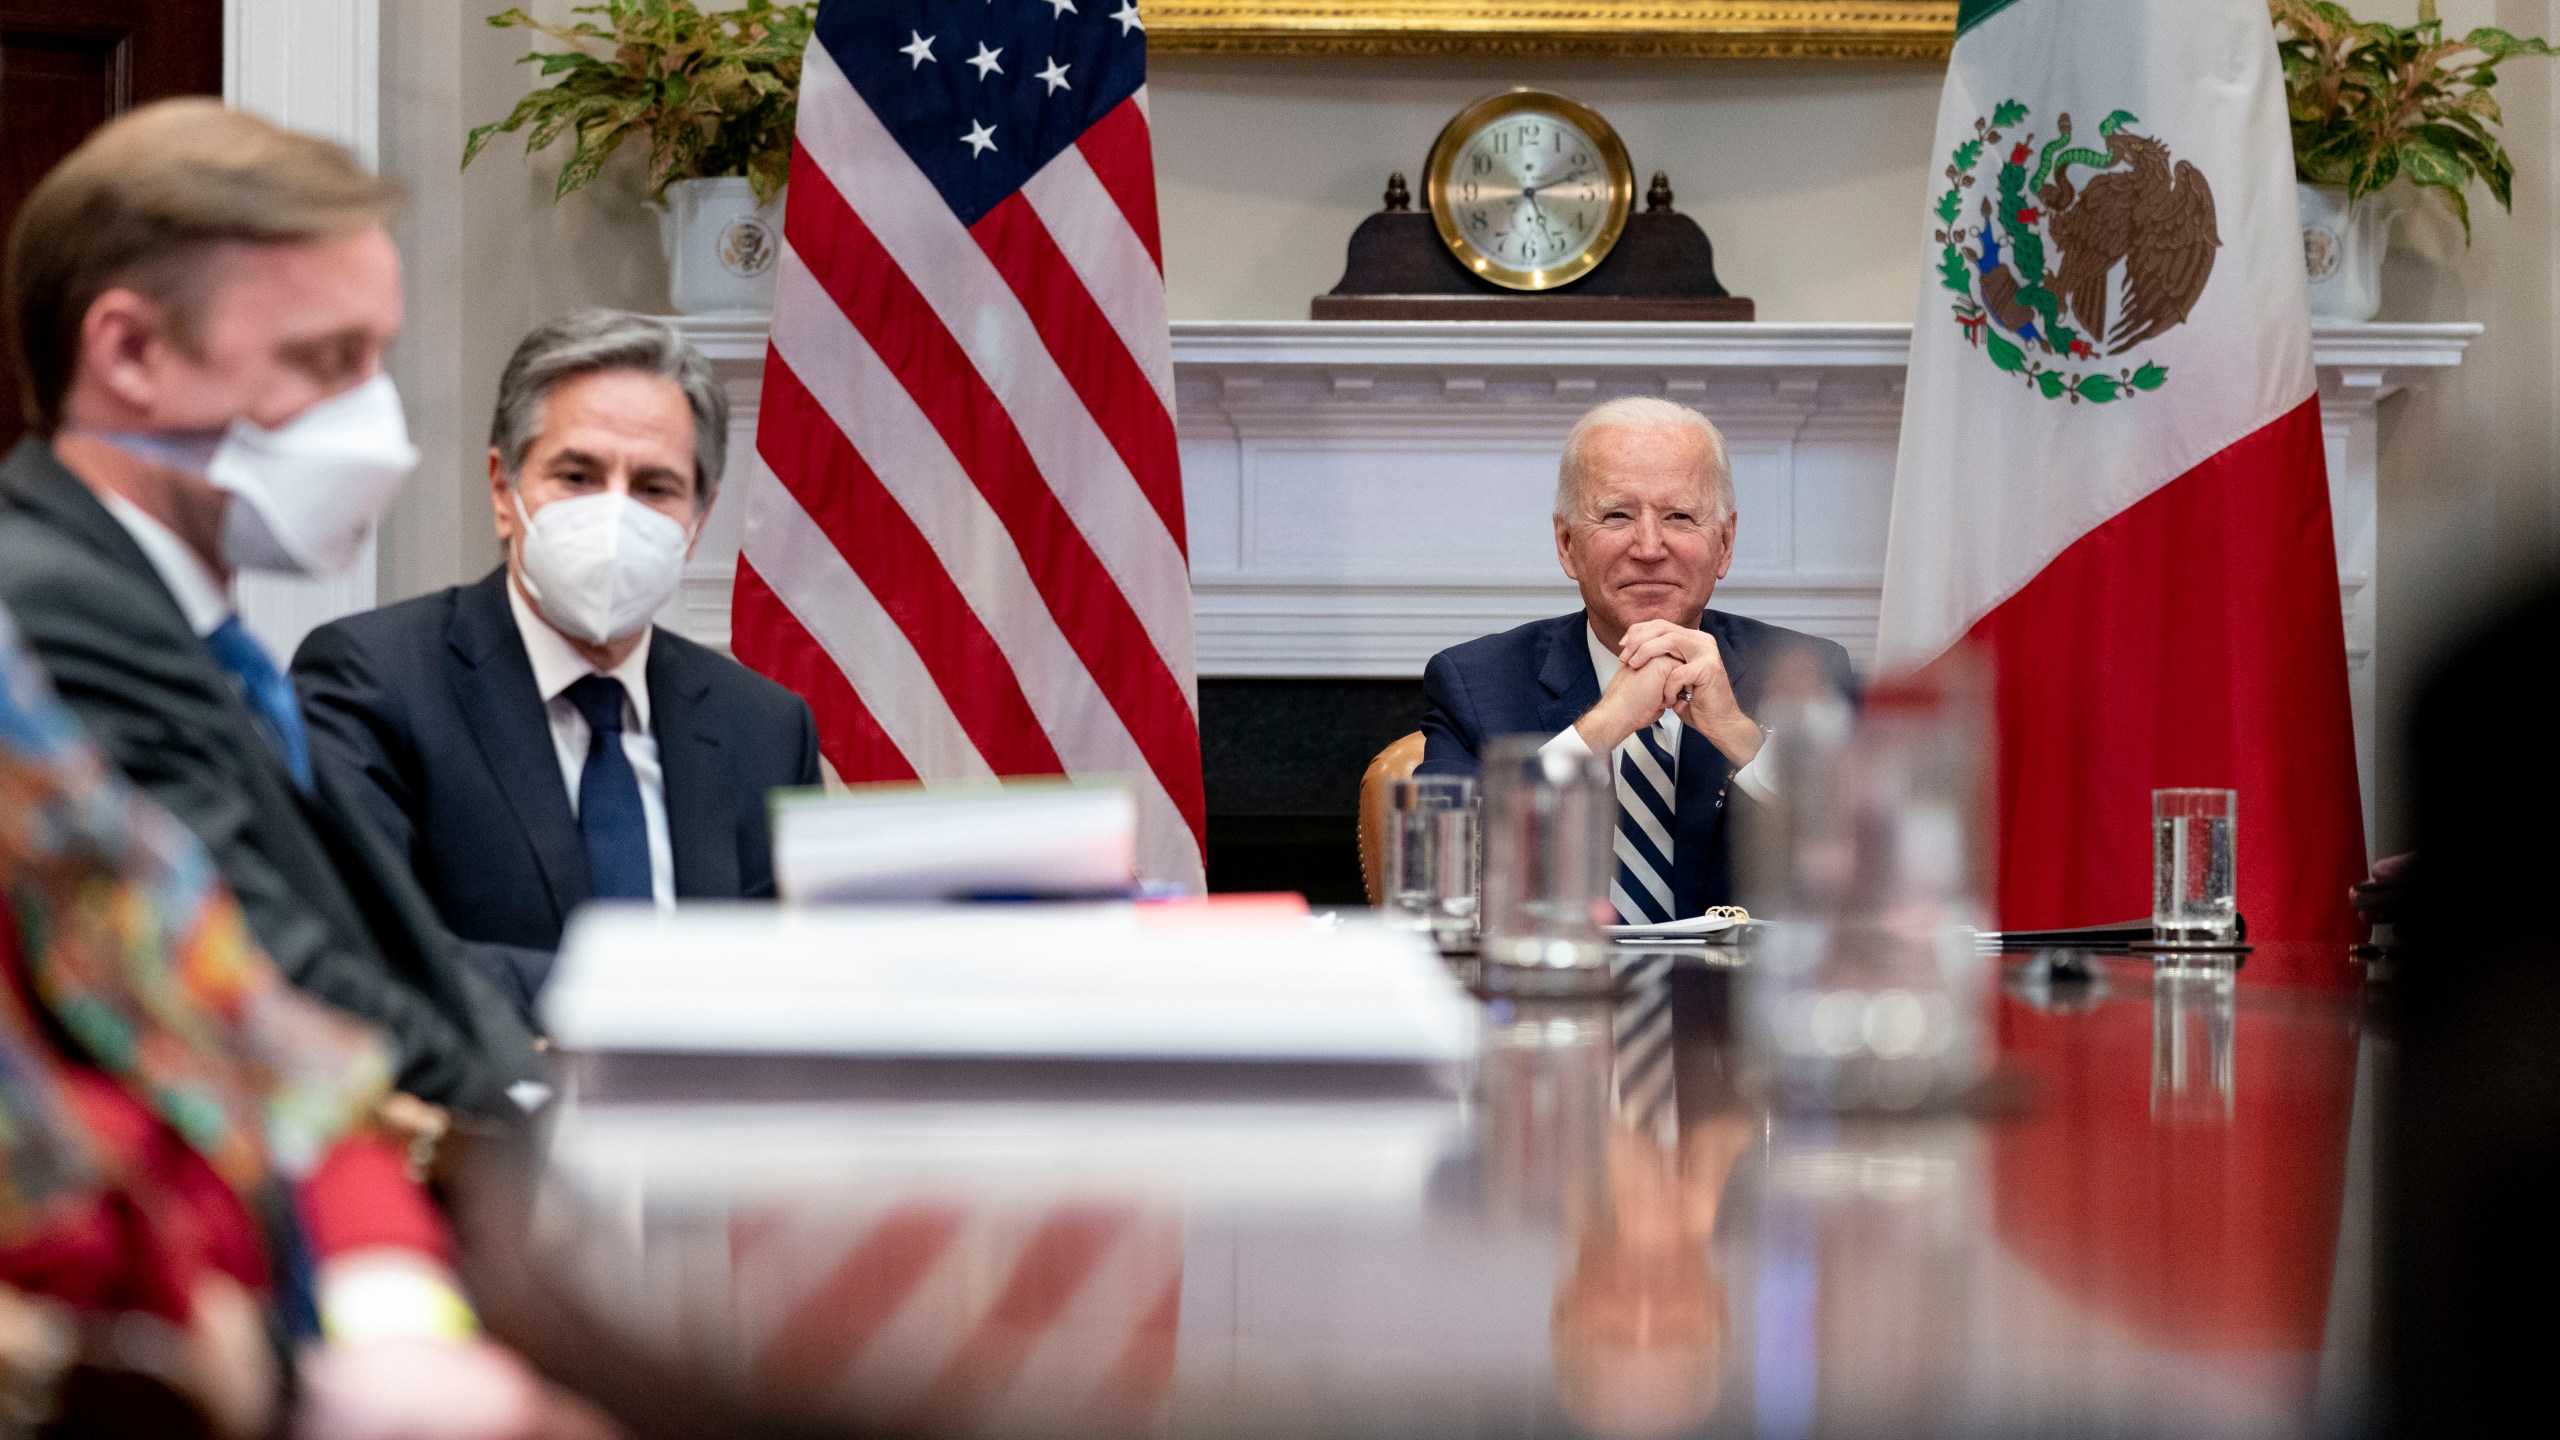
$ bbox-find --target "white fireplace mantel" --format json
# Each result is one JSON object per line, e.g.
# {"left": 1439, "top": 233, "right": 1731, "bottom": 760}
{"left": 665, "top": 315, "right": 2476, "bottom": 845}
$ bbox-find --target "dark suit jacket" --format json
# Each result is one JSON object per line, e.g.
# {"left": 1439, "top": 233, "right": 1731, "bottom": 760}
{"left": 1418, "top": 607, "right": 1857, "bottom": 917}
{"left": 0, "top": 439, "right": 541, "bottom": 1114}
{"left": 291, "top": 567, "right": 820, "bottom": 1012}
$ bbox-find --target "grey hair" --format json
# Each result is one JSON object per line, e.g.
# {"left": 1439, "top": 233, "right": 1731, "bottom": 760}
{"left": 1552, "top": 395, "right": 1734, "bottom": 527}
{"left": 490, "top": 308, "right": 727, "bottom": 502}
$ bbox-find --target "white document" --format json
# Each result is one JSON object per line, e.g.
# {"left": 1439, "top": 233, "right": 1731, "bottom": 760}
{"left": 771, "top": 780, "right": 1136, "bottom": 902}
{"left": 542, "top": 903, "right": 1478, "bottom": 1067}
{"left": 545, "top": 1096, "right": 1466, "bottom": 1213}
{"left": 1605, "top": 913, "right": 1741, "bottom": 942}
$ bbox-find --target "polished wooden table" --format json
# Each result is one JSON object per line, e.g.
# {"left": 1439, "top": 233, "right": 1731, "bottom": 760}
{"left": 462, "top": 943, "right": 2373, "bottom": 1439}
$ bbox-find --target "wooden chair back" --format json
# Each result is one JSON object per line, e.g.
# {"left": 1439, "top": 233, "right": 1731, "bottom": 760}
{"left": 1357, "top": 731, "right": 1428, "bottom": 907}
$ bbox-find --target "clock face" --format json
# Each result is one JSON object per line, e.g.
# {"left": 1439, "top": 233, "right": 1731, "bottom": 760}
{"left": 1448, "top": 113, "right": 1611, "bottom": 273}
{"left": 1425, "top": 90, "right": 1634, "bottom": 291}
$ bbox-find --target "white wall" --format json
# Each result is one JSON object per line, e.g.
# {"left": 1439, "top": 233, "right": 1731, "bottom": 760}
{"left": 1151, "top": 58, "right": 1940, "bottom": 322}
{"left": 377, "top": 0, "right": 671, "bottom": 602}
{"left": 375, "top": 0, "right": 2560, "bottom": 850}
{"left": 2363, "top": 0, "right": 2560, "bottom": 846}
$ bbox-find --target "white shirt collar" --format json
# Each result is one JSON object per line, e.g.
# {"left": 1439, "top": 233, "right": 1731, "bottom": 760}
{"left": 1586, "top": 621, "right": 1683, "bottom": 741}
{"left": 1586, "top": 622, "right": 1625, "bottom": 690}
{"left": 506, "top": 573, "right": 653, "bottom": 730}
{"left": 98, "top": 492, "right": 230, "bottom": 638}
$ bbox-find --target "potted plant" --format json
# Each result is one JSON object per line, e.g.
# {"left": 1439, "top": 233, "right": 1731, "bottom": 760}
{"left": 464, "top": 0, "right": 814, "bottom": 315}
{"left": 2272, "top": 0, "right": 2555, "bottom": 320}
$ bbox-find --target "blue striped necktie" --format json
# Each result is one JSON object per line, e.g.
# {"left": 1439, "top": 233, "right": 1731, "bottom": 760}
{"left": 1611, "top": 724, "right": 1679, "bottom": 924}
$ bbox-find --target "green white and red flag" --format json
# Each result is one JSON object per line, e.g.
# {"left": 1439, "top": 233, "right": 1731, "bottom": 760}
{"left": 1880, "top": 0, "right": 2365, "bottom": 950}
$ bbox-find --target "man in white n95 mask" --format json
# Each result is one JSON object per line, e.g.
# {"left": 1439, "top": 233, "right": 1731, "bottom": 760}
{"left": 0, "top": 99, "right": 548, "bottom": 1118}
{"left": 292, "top": 310, "right": 820, "bottom": 1019}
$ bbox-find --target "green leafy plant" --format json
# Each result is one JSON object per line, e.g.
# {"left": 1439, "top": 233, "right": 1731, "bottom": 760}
{"left": 2272, "top": 0, "right": 2557, "bottom": 238}
{"left": 463, "top": 0, "right": 815, "bottom": 204}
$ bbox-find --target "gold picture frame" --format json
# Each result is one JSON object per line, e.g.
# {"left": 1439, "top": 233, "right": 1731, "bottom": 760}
{"left": 1141, "top": 1, "right": 1958, "bottom": 61}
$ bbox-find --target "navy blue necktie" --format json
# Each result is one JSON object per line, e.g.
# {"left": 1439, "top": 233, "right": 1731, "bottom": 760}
{"left": 205, "top": 615, "right": 312, "bottom": 789}
{"left": 565, "top": 674, "right": 652, "bottom": 901}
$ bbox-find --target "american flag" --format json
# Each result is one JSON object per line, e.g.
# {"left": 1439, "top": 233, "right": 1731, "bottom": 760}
{"left": 734, "top": 0, "right": 1203, "bottom": 888}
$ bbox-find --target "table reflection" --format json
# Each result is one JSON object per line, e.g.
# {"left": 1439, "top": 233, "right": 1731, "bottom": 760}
{"left": 482, "top": 947, "right": 2368, "bottom": 1439}
{"left": 2153, "top": 958, "right": 2239, "bottom": 1122}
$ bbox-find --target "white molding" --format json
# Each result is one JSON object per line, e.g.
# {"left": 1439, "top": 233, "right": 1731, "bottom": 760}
{"left": 662, "top": 315, "right": 2477, "bottom": 850}
{"left": 225, "top": 0, "right": 380, "bottom": 165}
{"left": 223, "top": 0, "right": 384, "bottom": 661}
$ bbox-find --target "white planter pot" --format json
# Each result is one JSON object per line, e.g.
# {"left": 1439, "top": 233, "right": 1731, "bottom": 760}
{"left": 654, "top": 176, "right": 783, "bottom": 316}
{"left": 2298, "top": 182, "right": 2388, "bottom": 322}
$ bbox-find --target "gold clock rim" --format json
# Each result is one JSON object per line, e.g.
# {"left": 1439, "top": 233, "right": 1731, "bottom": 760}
{"left": 1423, "top": 88, "right": 1635, "bottom": 293}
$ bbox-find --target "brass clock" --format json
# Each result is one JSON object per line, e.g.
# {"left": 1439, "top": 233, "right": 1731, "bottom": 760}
{"left": 1424, "top": 89, "right": 1636, "bottom": 292}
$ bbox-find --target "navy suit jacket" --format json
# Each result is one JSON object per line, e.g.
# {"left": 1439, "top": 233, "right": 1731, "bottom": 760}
{"left": 1417, "top": 608, "right": 1856, "bottom": 917}
{"left": 292, "top": 568, "right": 821, "bottom": 1012}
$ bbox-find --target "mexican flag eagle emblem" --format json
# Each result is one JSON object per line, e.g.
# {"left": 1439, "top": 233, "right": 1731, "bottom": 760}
{"left": 1939, "top": 101, "right": 2221, "bottom": 404}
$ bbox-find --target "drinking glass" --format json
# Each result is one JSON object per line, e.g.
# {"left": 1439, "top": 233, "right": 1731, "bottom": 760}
{"left": 1478, "top": 735, "right": 1615, "bottom": 993}
{"left": 2152, "top": 788, "right": 2238, "bottom": 946}
{"left": 1739, "top": 658, "right": 1994, "bottom": 1112}
{"left": 1385, "top": 775, "right": 1479, "bottom": 948}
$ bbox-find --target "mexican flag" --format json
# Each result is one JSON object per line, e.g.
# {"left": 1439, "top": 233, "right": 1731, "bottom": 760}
{"left": 1880, "top": 0, "right": 2365, "bottom": 947}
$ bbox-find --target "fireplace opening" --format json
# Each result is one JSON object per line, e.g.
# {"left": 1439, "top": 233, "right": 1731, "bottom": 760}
{"left": 1199, "top": 678, "right": 1429, "bottom": 905}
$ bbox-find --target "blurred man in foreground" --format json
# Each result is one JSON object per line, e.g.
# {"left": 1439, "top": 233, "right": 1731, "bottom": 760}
{"left": 294, "top": 311, "right": 818, "bottom": 1018}
{"left": 1418, "top": 396, "right": 1856, "bottom": 921}
{"left": 0, "top": 603, "right": 613, "bottom": 1439}
{"left": 0, "top": 101, "right": 540, "bottom": 1114}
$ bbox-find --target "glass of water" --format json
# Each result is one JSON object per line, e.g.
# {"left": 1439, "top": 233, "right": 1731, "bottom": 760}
{"left": 1478, "top": 736, "right": 1616, "bottom": 993}
{"left": 1385, "top": 775, "right": 1478, "bottom": 948}
{"left": 2152, "top": 788, "right": 2238, "bottom": 946}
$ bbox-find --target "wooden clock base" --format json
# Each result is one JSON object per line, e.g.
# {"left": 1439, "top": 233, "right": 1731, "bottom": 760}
{"left": 1313, "top": 175, "right": 1754, "bottom": 323}
{"left": 1310, "top": 293, "right": 1755, "bottom": 322}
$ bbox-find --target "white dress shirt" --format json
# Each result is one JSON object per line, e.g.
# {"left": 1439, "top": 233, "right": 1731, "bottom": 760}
{"left": 99, "top": 492, "right": 229, "bottom": 638}
{"left": 505, "top": 579, "right": 676, "bottom": 908}
{"left": 1538, "top": 623, "right": 1777, "bottom": 804}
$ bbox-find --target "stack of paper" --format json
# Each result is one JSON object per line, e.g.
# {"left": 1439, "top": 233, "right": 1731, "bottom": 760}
{"left": 770, "top": 781, "right": 1137, "bottom": 902}
{"left": 540, "top": 903, "right": 1477, "bottom": 1068}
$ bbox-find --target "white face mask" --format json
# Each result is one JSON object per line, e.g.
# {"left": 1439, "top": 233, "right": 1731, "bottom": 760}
{"left": 90, "top": 373, "right": 420, "bottom": 577}
{"left": 512, "top": 490, "right": 692, "bottom": 646}
{"left": 213, "top": 374, "right": 419, "bottom": 575}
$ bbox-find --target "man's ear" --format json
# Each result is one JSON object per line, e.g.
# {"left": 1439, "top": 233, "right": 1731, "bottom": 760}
{"left": 1714, "top": 511, "right": 1738, "bottom": 581}
{"left": 75, "top": 288, "right": 178, "bottom": 419}
{"left": 1555, "top": 516, "right": 1582, "bottom": 582}
{"left": 489, "top": 448, "right": 518, "bottom": 546}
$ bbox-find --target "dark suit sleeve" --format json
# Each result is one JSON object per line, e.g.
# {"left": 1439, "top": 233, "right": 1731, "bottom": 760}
{"left": 791, "top": 695, "right": 821, "bottom": 788}
{"left": 0, "top": 548, "right": 487, "bottom": 1104}
{"left": 291, "top": 620, "right": 423, "bottom": 867}
{"left": 293, "top": 628, "right": 560, "bottom": 1043}
{"left": 733, "top": 692, "right": 820, "bottom": 903}
{"left": 1820, "top": 638, "right": 1862, "bottom": 705}
{"left": 1416, "top": 649, "right": 1485, "bottom": 778}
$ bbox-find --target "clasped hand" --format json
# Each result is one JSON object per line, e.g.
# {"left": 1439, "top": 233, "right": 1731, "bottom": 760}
{"left": 1572, "top": 620, "right": 1765, "bottom": 767}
